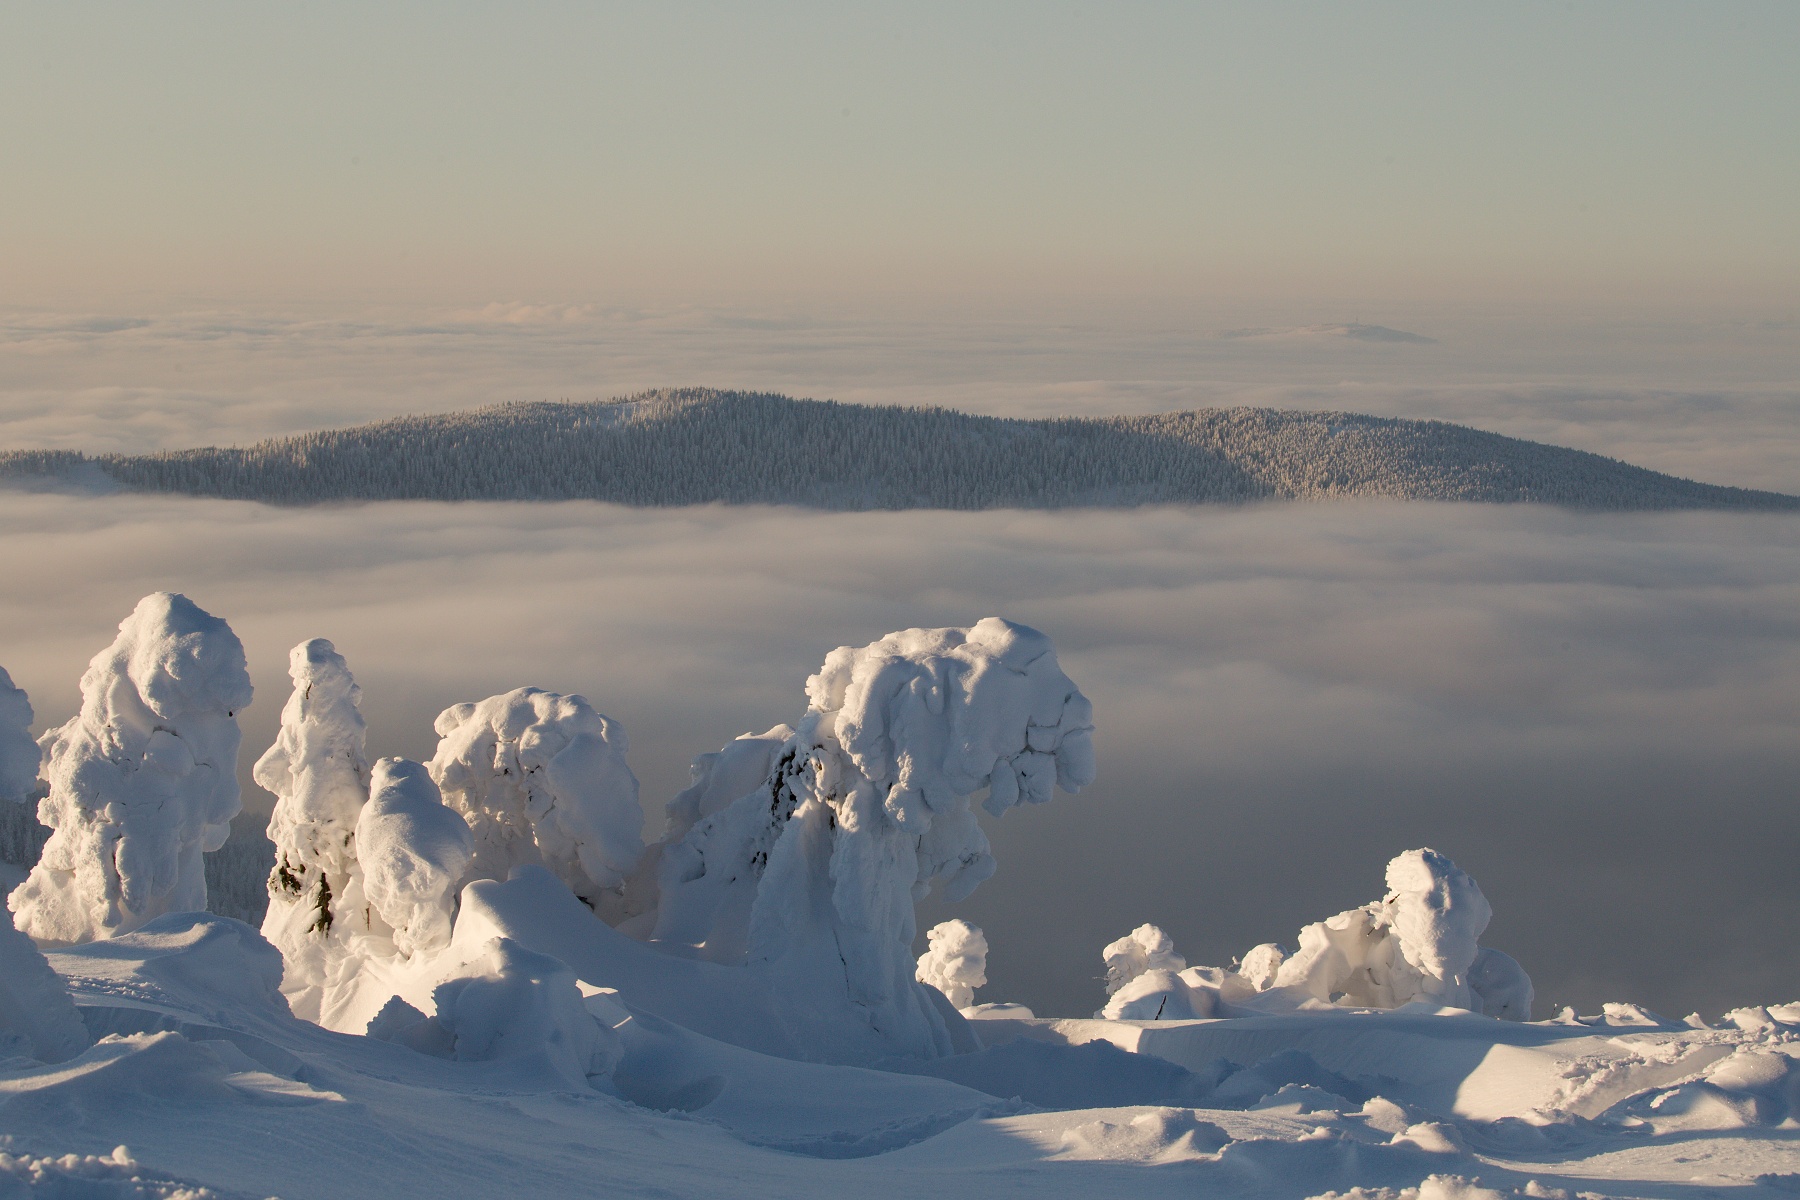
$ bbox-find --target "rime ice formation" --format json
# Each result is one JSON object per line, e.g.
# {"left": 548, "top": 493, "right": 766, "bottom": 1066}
{"left": 1275, "top": 848, "right": 1497, "bottom": 1011}
{"left": 428, "top": 936, "right": 621, "bottom": 1088}
{"left": 656, "top": 617, "right": 1095, "bottom": 1062}
{"left": 0, "top": 903, "right": 89, "bottom": 1063}
{"left": 1095, "top": 851, "right": 1534, "bottom": 1022}
{"left": 9, "top": 593, "right": 251, "bottom": 945}
{"left": 0, "top": 666, "right": 39, "bottom": 806}
{"left": 256, "top": 639, "right": 377, "bottom": 1022}
{"left": 1102, "top": 924, "right": 1188, "bottom": 998}
{"left": 429, "top": 688, "right": 644, "bottom": 913}
{"left": 916, "top": 919, "right": 988, "bottom": 1010}
{"left": 355, "top": 758, "right": 474, "bottom": 960}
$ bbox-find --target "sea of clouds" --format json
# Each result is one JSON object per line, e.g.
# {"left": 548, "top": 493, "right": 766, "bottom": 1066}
{"left": 2, "top": 300, "right": 1797, "bottom": 1020}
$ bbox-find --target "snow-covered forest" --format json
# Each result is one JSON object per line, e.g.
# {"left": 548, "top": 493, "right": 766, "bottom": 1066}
{"left": 3, "top": 389, "right": 1794, "bottom": 511}
{"left": 4, "top": 593, "right": 1800, "bottom": 1198}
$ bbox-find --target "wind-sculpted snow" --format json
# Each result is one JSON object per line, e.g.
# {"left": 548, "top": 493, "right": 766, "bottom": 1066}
{"left": 0, "top": 902, "right": 89, "bottom": 1064}
{"left": 916, "top": 919, "right": 988, "bottom": 1010}
{"left": 256, "top": 639, "right": 374, "bottom": 1023}
{"left": 5, "top": 389, "right": 1795, "bottom": 511}
{"left": 654, "top": 617, "right": 1095, "bottom": 1062}
{"left": 9, "top": 593, "right": 252, "bottom": 946}
{"left": 429, "top": 688, "right": 643, "bottom": 914}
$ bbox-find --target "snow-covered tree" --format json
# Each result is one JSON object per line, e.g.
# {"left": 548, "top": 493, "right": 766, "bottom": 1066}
{"left": 9, "top": 593, "right": 252, "bottom": 945}
{"left": 655, "top": 617, "right": 1096, "bottom": 1062}
{"left": 255, "top": 639, "right": 378, "bottom": 1022}
{"left": 355, "top": 758, "right": 474, "bottom": 960}
{"left": 1101, "top": 923, "right": 1187, "bottom": 998}
{"left": 0, "top": 666, "right": 39, "bottom": 807}
{"left": 429, "top": 688, "right": 643, "bottom": 916}
{"left": 1268, "top": 848, "right": 1532, "bottom": 1018}
{"left": 916, "top": 919, "right": 988, "bottom": 1010}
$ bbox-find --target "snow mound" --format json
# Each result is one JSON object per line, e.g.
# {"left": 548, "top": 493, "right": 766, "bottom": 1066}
{"left": 429, "top": 688, "right": 643, "bottom": 913}
{"left": 427, "top": 935, "right": 621, "bottom": 1089}
{"left": 355, "top": 758, "right": 473, "bottom": 959}
{"left": 0, "top": 1143, "right": 237, "bottom": 1199}
{"left": 1059, "top": 1107, "right": 1232, "bottom": 1162}
{"left": 0, "top": 665, "right": 39, "bottom": 806}
{"left": 1307, "top": 1176, "right": 1579, "bottom": 1200}
{"left": 916, "top": 919, "right": 987, "bottom": 1010}
{"left": 0, "top": 901, "right": 90, "bottom": 1064}
{"left": 888, "top": 1034, "right": 1222, "bottom": 1110}
{"left": 10, "top": 593, "right": 252, "bottom": 945}
{"left": 255, "top": 639, "right": 377, "bottom": 1023}
{"left": 656, "top": 617, "right": 1094, "bottom": 1062}
{"left": 1610, "top": 1045, "right": 1800, "bottom": 1130}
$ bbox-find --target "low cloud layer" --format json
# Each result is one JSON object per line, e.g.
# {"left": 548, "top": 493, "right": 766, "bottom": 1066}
{"left": 2, "top": 492, "right": 1797, "bottom": 1019}
{"left": 4, "top": 302, "right": 1798, "bottom": 489}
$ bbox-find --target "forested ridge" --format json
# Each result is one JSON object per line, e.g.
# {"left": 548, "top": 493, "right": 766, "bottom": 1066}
{"left": 3, "top": 388, "right": 1794, "bottom": 511}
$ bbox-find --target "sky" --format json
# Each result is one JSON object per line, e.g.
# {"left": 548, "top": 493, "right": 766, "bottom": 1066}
{"left": 3, "top": 2, "right": 1797, "bottom": 310}
{"left": 3, "top": 4, "right": 1800, "bottom": 1022}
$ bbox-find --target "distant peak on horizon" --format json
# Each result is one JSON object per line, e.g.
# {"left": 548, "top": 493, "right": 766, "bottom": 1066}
{"left": 1221, "top": 323, "right": 1437, "bottom": 345}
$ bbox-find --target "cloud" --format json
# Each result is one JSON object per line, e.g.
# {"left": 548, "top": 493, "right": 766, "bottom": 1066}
{"left": 2, "top": 492, "right": 1798, "bottom": 1019}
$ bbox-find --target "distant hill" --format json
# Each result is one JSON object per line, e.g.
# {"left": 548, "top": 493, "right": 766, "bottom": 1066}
{"left": 2, "top": 388, "right": 1795, "bottom": 511}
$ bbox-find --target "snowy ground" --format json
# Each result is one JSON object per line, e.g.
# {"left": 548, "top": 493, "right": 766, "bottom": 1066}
{"left": 5, "top": 911, "right": 1798, "bottom": 1200}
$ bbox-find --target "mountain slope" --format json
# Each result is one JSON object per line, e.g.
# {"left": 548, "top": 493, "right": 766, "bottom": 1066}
{"left": 3, "top": 388, "right": 1794, "bottom": 511}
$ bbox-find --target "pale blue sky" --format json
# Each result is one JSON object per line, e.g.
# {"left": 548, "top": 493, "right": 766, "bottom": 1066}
{"left": 3, "top": 2, "right": 1796, "bottom": 308}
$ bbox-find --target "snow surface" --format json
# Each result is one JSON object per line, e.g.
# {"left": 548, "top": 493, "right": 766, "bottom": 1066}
{"left": 9, "top": 594, "right": 252, "bottom": 945}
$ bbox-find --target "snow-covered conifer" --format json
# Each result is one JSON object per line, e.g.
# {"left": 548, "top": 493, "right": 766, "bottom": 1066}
{"left": 429, "top": 689, "right": 643, "bottom": 914}
{"left": 0, "top": 666, "right": 39, "bottom": 806}
{"left": 916, "top": 919, "right": 988, "bottom": 1010}
{"left": 255, "top": 639, "right": 377, "bottom": 1022}
{"left": 1273, "top": 848, "right": 1527, "bottom": 1016}
{"left": 9, "top": 594, "right": 252, "bottom": 945}
{"left": 356, "top": 758, "right": 474, "bottom": 959}
{"left": 658, "top": 617, "right": 1095, "bottom": 1062}
{"left": 1101, "top": 924, "right": 1187, "bottom": 997}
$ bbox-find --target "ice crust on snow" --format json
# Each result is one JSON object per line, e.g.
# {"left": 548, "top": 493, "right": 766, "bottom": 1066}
{"left": 429, "top": 687, "right": 644, "bottom": 912}
{"left": 916, "top": 919, "right": 988, "bottom": 1010}
{"left": 9, "top": 593, "right": 252, "bottom": 945}
{"left": 256, "top": 639, "right": 377, "bottom": 1023}
{"left": 355, "top": 758, "right": 474, "bottom": 959}
{"left": 655, "top": 617, "right": 1095, "bottom": 1062}
{"left": 0, "top": 665, "right": 40, "bottom": 806}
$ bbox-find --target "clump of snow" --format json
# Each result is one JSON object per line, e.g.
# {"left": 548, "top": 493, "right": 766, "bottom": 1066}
{"left": 10, "top": 593, "right": 252, "bottom": 945}
{"left": 0, "top": 1143, "right": 229, "bottom": 1199}
{"left": 1468, "top": 948, "right": 1534, "bottom": 1021}
{"left": 1102, "top": 923, "right": 1187, "bottom": 997}
{"left": 0, "top": 901, "right": 90, "bottom": 1063}
{"left": 428, "top": 935, "right": 621, "bottom": 1088}
{"left": 656, "top": 617, "right": 1095, "bottom": 1062}
{"left": 429, "top": 688, "right": 643, "bottom": 913}
{"left": 916, "top": 919, "right": 988, "bottom": 1009}
{"left": 255, "top": 639, "right": 378, "bottom": 1023}
{"left": 1275, "top": 848, "right": 1517, "bottom": 1014}
{"left": 1058, "top": 1107, "right": 1231, "bottom": 1162}
{"left": 355, "top": 758, "right": 474, "bottom": 959}
{"left": 1307, "top": 1175, "right": 1567, "bottom": 1200}
{"left": 0, "top": 665, "right": 40, "bottom": 806}
{"left": 1102, "top": 968, "right": 1216, "bottom": 1021}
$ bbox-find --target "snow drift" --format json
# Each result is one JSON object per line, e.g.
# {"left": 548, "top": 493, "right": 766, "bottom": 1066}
{"left": 9, "top": 593, "right": 252, "bottom": 945}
